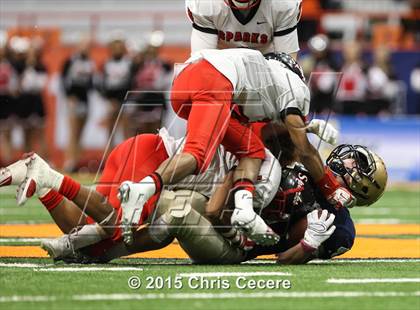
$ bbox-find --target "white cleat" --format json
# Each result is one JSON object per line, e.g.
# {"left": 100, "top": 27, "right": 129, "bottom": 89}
{"left": 0, "top": 154, "right": 33, "bottom": 187}
{"left": 118, "top": 181, "right": 147, "bottom": 245}
{"left": 40, "top": 235, "right": 74, "bottom": 261}
{"left": 16, "top": 153, "right": 63, "bottom": 206}
{"left": 231, "top": 208, "right": 280, "bottom": 246}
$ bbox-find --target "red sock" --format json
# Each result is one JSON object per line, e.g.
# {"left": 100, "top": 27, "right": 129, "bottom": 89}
{"left": 39, "top": 190, "right": 64, "bottom": 212}
{"left": 58, "top": 176, "right": 81, "bottom": 200}
{"left": 233, "top": 179, "right": 255, "bottom": 194}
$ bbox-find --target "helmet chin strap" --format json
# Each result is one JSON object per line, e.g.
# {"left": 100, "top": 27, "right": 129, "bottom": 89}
{"left": 232, "top": 0, "right": 250, "bottom": 8}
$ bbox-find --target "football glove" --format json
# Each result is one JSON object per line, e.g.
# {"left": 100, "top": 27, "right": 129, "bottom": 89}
{"left": 327, "top": 187, "right": 356, "bottom": 209}
{"left": 301, "top": 209, "right": 336, "bottom": 252}
{"left": 307, "top": 119, "right": 338, "bottom": 145}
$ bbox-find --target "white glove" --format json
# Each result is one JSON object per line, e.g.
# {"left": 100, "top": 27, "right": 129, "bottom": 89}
{"left": 301, "top": 209, "right": 336, "bottom": 251}
{"left": 118, "top": 180, "right": 151, "bottom": 244}
{"left": 307, "top": 119, "right": 338, "bottom": 145}
{"left": 327, "top": 187, "right": 356, "bottom": 209}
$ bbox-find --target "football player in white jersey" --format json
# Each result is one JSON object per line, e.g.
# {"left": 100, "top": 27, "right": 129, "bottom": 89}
{"left": 93, "top": 48, "right": 355, "bottom": 246}
{"left": 187, "top": 0, "right": 302, "bottom": 58}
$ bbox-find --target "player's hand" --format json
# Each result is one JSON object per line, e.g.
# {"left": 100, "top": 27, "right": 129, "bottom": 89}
{"left": 118, "top": 181, "right": 148, "bottom": 244}
{"left": 307, "top": 119, "right": 338, "bottom": 145}
{"left": 301, "top": 209, "right": 336, "bottom": 251}
{"left": 327, "top": 187, "right": 356, "bottom": 209}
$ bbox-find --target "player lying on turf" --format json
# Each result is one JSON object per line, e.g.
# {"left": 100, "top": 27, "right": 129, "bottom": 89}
{"left": 113, "top": 48, "right": 353, "bottom": 247}
{"left": 0, "top": 127, "right": 283, "bottom": 258}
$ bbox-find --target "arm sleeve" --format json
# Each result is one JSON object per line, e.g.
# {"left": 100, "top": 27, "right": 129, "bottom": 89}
{"left": 273, "top": 29, "right": 300, "bottom": 54}
{"left": 191, "top": 28, "right": 218, "bottom": 54}
{"left": 273, "top": 0, "right": 301, "bottom": 53}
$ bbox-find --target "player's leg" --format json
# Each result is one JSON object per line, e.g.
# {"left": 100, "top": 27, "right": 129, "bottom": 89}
{"left": 41, "top": 134, "right": 171, "bottom": 259}
{"left": 15, "top": 154, "right": 117, "bottom": 229}
{"left": 151, "top": 190, "right": 247, "bottom": 264}
{"left": 154, "top": 60, "right": 234, "bottom": 184}
{"left": 0, "top": 157, "right": 88, "bottom": 233}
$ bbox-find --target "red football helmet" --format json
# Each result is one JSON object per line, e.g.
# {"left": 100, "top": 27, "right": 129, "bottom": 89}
{"left": 224, "top": 0, "right": 261, "bottom": 10}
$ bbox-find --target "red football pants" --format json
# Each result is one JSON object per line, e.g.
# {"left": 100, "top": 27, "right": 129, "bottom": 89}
{"left": 171, "top": 59, "right": 265, "bottom": 173}
{"left": 94, "top": 134, "right": 169, "bottom": 226}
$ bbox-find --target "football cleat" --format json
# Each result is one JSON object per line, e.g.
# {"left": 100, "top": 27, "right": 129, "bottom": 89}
{"left": 16, "top": 153, "right": 63, "bottom": 206}
{"left": 40, "top": 235, "right": 74, "bottom": 261}
{"left": 0, "top": 154, "right": 33, "bottom": 187}
{"left": 118, "top": 181, "right": 147, "bottom": 245}
{"left": 231, "top": 208, "right": 280, "bottom": 246}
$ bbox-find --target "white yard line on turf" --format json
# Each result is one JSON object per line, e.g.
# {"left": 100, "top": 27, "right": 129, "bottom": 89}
{"left": 0, "top": 263, "right": 143, "bottom": 271}
{"left": 0, "top": 238, "right": 46, "bottom": 243}
{"left": 353, "top": 208, "right": 392, "bottom": 215}
{"left": 0, "top": 296, "right": 56, "bottom": 303}
{"left": 2, "top": 291, "right": 419, "bottom": 303}
{"left": 0, "top": 263, "right": 46, "bottom": 268}
{"left": 178, "top": 272, "right": 292, "bottom": 277}
{"left": 354, "top": 219, "right": 403, "bottom": 224}
{"left": 327, "top": 278, "right": 420, "bottom": 284}
{"left": 73, "top": 291, "right": 420, "bottom": 300}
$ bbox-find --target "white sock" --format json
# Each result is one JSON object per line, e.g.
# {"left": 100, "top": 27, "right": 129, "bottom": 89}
{"left": 37, "top": 187, "right": 53, "bottom": 198}
{"left": 48, "top": 169, "right": 65, "bottom": 191}
{"left": 138, "top": 176, "right": 157, "bottom": 201}
{"left": 234, "top": 189, "right": 254, "bottom": 211}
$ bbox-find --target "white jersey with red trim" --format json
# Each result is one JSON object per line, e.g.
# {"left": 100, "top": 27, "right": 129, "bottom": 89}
{"left": 186, "top": 0, "right": 302, "bottom": 54}
{"left": 158, "top": 127, "right": 281, "bottom": 208}
{"left": 179, "top": 48, "right": 310, "bottom": 122}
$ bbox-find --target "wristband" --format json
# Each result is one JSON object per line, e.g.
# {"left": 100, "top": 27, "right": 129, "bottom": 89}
{"left": 300, "top": 239, "right": 317, "bottom": 253}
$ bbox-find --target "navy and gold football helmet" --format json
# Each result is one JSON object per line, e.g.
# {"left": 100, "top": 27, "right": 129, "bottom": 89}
{"left": 326, "top": 144, "right": 388, "bottom": 207}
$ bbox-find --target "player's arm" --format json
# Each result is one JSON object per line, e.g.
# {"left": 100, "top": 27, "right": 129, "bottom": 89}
{"left": 277, "top": 210, "right": 336, "bottom": 265}
{"left": 191, "top": 28, "right": 218, "bottom": 53}
{"left": 276, "top": 243, "right": 314, "bottom": 265}
{"left": 273, "top": 33, "right": 299, "bottom": 60}
{"left": 284, "top": 113, "right": 355, "bottom": 208}
{"left": 186, "top": 4, "right": 218, "bottom": 53}
{"left": 206, "top": 170, "right": 234, "bottom": 221}
{"left": 273, "top": 0, "right": 302, "bottom": 59}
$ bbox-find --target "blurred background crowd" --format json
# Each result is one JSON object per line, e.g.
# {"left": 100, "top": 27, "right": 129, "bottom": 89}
{"left": 0, "top": 0, "right": 419, "bottom": 175}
